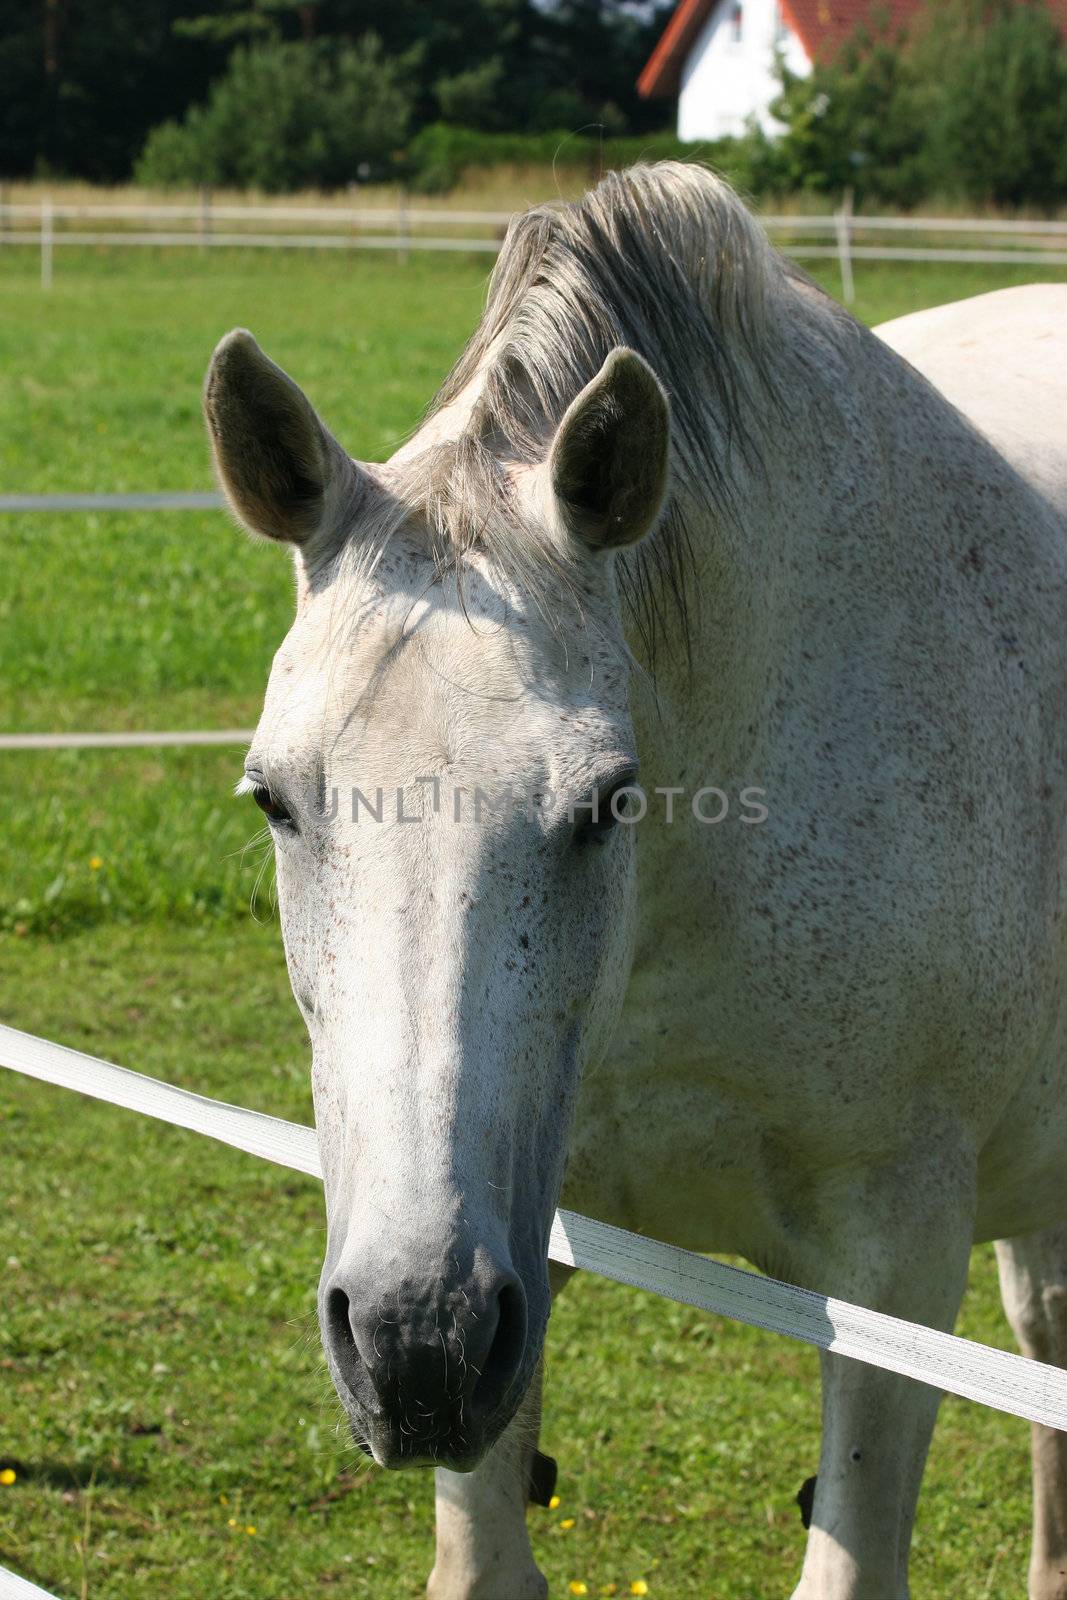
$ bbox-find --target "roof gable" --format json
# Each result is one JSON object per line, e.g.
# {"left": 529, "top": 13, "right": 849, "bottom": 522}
{"left": 637, "top": 0, "right": 721, "bottom": 100}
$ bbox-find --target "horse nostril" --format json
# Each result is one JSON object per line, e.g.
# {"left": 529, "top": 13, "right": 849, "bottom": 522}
{"left": 325, "top": 1284, "right": 357, "bottom": 1361}
{"left": 472, "top": 1277, "right": 528, "bottom": 1416}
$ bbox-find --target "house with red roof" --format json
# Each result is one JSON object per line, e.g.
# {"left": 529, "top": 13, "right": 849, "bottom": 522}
{"left": 637, "top": 0, "right": 924, "bottom": 139}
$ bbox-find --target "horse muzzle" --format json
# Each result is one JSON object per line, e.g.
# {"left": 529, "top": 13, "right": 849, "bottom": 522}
{"left": 319, "top": 1243, "right": 535, "bottom": 1469}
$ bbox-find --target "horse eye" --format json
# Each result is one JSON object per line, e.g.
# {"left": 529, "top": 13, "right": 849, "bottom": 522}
{"left": 251, "top": 783, "right": 294, "bottom": 827}
{"left": 578, "top": 784, "right": 633, "bottom": 844}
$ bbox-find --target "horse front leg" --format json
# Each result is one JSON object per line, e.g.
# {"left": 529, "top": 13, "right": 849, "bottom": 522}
{"left": 427, "top": 1265, "right": 572, "bottom": 1600}
{"left": 427, "top": 1362, "right": 548, "bottom": 1600}
{"left": 995, "top": 1224, "right": 1067, "bottom": 1600}
{"left": 789, "top": 1148, "right": 975, "bottom": 1600}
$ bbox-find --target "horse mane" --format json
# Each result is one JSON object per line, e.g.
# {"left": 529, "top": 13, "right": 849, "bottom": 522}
{"left": 351, "top": 163, "right": 789, "bottom": 664}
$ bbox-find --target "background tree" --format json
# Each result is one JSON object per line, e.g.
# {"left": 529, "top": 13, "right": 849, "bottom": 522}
{"left": 769, "top": 24, "right": 926, "bottom": 207}
{"left": 0, "top": 0, "right": 231, "bottom": 181}
{"left": 910, "top": 0, "right": 1067, "bottom": 206}
{"left": 5, "top": 0, "right": 1067, "bottom": 203}
{"left": 0, "top": 0, "right": 674, "bottom": 181}
{"left": 136, "top": 33, "right": 410, "bottom": 188}
{"left": 769, "top": 0, "right": 1067, "bottom": 209}
{"left": 173, "top": 0, "right": 317, "bottom": 44}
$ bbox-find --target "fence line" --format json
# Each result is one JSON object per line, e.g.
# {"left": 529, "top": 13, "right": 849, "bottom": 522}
{"left": 0, "top": 201, "right": 517, "bottom": 226}
{"left": 0, "top": 492, "right": 222, "bottom": 512}
{"left": 5, "top": 1018, "right": 1067, "bottom": 1434}
{"left": 763, "top": 212, "right": 1067, "bottom": 236}
{"left": 0, "top": 1569, "right": 60, "bottom": 1600}
{"left": 3, "top": 1015, "right": 1067, "bottom": 1597}
{"left": 5, "top": 198, "right": 1067, "bottom": 234}
{"left": 0, "top": 730, "right": 252, "bottom": 750}
{"left": 5, "top": 196, "right": 1067, "bottom": 302}
{"left": 1, "top": 229, "right": 503, "bottom": 255}
{"left": 834, "top": 187, "right": 855, "bottom": 305}
{"left": 8, "top": 231, "right": 1067, "bottom": 274}
{"left": 784, "top": 244, "right": 1067, "bottom": 267}
{"left": 7, "top": 971, "right": 1067, "bottom": 1597}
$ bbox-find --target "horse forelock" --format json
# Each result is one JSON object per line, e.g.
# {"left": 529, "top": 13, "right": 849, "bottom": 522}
{"left": 334, "top": 163, "right": 791, "bottom": 666}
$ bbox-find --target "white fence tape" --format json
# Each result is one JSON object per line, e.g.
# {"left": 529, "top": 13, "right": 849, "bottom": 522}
{"left": 0, "top": 1571, "right": 65, "bottom": 1600}
{"left": 0, "top": 1022, "right": 318, "bottom": 1173}
{"left": 0, "top": 479, "right": 247, "bottom": 758}
{"left": 0, "top": 492, "right": 223, "bottom": 512}
{"left": 6, "top": 200, "right": 1067, "bottom": 235}
{"left": 3, "top": 1019, "right": 1067, "bottom": 1433}
{"left": 3, "top": 1020, "right": 1067, "bottom": 1597}
{"left": 0, "top": 730, "right": 253, "bottom": 750}
{"left": 24, "top": 231, "right": 1066, "bottom": 266}
{"left": 0, "top": 230, "right": 505, "bottom": 255}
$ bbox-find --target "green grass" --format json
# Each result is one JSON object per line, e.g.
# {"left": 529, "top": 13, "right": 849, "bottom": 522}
{"left": 1, "top": 243, "right": 1064, "bottom": 1595}
{"left": 2, "top": 244, "right": 1064, "bottom": 940}
{"left": 0, "top": 748, "right": 271, "bottom": 935}
{"left": 0, "top": 247, "right": 488, "bottom": 738}
{"left": 0, "top": 927, "right": 1035, "bottom": 1598}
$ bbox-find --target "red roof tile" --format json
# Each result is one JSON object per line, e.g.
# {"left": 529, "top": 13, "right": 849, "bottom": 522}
{"left": 783, "top": 0, "right": 924, "bottom": 62}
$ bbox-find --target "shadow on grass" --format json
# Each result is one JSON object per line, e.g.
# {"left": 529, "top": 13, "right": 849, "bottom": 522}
{"left": 0, "top": 1455, "right": 148, "bottom": 1490}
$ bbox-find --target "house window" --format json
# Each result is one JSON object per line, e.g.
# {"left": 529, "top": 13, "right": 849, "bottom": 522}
{"left": 729, "top": 3, "right": 743, "bottom": 42}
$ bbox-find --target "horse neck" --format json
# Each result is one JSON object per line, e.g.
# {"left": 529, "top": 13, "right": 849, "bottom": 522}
{"left": 625, "top": 276, "right": 912, "bottom": 787}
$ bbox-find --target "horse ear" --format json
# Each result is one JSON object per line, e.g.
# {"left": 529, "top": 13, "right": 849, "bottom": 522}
{"left": 549, "top": 347, "right": 670, "bottom": 552}
{"left": 203, "top": 329, "right": 359, "bottom": 546}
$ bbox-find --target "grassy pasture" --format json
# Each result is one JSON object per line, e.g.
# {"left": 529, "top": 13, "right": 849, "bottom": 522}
{"left": 1, "top": 240, "right": 1066, "bottom": 1597}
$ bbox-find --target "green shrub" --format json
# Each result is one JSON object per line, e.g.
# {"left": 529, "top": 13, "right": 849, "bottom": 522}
{"left": 912, "top": 0, "right": 1067, "bottom": 206}
{"left": 132, "top": 0, "right": 1067, "bottom": 206}
{"left": 136, "top": 35, "right": 411, "bottom": 191}
{"left": 768, "top": 0, "right": 1067, "bottom": 209}
{"left": 433, "top": 59, "right": 506, "bottom": 131}
{"left": 133, "top": 115, "right": 208, "bottom": 189}
{"left": 770, "top": 35, "right": 926, "bottom": 207}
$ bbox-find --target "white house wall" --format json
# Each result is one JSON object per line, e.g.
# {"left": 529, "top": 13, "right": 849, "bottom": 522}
{"left": 677, "top": 0, "right": 810, "bottom": 140}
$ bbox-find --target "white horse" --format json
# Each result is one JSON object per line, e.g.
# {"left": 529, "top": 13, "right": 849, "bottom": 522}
{"left": 203, "top": 163, "right": 1067, "bottom": 1598}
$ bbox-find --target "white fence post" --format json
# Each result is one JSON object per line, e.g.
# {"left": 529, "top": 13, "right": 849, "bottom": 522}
{"left": 835, "top": 187, "right": 855, "bottom": 305}
{"left": 199, "top": 185, "right": 212, "bottom": 252}
{"left": 40, "top": 195, "right": 53, "bottom": 289}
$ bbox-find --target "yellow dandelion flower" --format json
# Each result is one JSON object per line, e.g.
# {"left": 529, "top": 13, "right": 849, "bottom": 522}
{"left": 245, "top": 1525, "right": 256, "bottom": 1535}
{"left": 227, "top": 1517, "right": 237, "bottom": 1528}
{"left": 559, "top": 1517, "right": 576, "bottom": 1530}
{"left": 0, "top": 1469, "right": 16, "bottom": 1487}
{"left": 630, "top": 1582, "right": 649, "bottom": 1596}
{"left": 568, "top": 1584, "right": 588, "bottom": 1596}
{"left": 89, "top": 856, "right": 102, "bottom": 871}
{"left": 548, "top": 1493, "right": 561, "bottom": 1510}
